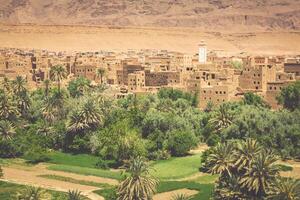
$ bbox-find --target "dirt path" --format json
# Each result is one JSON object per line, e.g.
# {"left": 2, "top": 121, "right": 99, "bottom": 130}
{"left": 153, "top": 189, "right": 198, "bottom": 200}
{"left": 1, "top": 164, "right": 119, "bottom": 200}
{"left": 279, "top": 160, "right": 300, "bottom": 179}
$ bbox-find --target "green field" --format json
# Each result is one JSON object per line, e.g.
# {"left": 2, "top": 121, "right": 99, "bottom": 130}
{"left": 151, "top": 154, "right": 201, "bottom": 180}
{"left": 47, "top": 151, "right": 99, "bottom": 168}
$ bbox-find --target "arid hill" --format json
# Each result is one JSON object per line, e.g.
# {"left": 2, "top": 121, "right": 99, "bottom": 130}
{"left": 0, "top": 0, "right": 300, "bottom": 31}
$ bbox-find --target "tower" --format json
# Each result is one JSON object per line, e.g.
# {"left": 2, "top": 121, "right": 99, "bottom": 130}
{"left": 198, "top": 41, "right": 207, "bottom": 64}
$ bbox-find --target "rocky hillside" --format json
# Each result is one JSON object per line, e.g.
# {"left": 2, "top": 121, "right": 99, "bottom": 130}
{"left": 0, "top": 0, "right": 300, "bottom": 31}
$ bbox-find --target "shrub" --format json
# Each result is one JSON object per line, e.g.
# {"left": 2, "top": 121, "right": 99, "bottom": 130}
{"left": 0, "top": 165, "right": 3, "bottom": 178}
{"left": 167, "top": 130, "right": 197, "bottom": 156}
{"left": 23, "top": 147, "right": 50, "bottom": 164}
{"left": 278, "top": 164, "right": 293, "bottom": 172}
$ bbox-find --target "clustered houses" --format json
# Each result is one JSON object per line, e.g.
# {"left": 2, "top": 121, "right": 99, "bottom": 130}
{"left": 0, "top": 44, "right": 299, "bottom": 109}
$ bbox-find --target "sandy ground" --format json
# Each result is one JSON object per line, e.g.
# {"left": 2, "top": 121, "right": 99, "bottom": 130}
{"left": 0, "top": 24, "right": 300, "bottom": 55}
{"left": 1, "top": 164, "right": 120, "bottom": 200}
{"left": 153, "top": 189, "right": 198, "bottom": 200}
{"left": 279, "top": 160, "right": 300, "bottom": 179}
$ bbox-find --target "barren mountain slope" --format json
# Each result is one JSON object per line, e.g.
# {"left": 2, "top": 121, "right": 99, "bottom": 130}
{"left": 0, "top": 0, "right": 300, "bottom": 31}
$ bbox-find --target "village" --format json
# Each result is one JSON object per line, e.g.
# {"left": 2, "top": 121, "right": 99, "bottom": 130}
{"left": 0, "top": 42, "right": 299, "bottom": 109}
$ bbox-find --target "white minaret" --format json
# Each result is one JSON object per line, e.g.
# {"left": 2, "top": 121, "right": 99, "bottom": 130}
{"left": 198, "top": 41, "right": 207, "bottom": 64}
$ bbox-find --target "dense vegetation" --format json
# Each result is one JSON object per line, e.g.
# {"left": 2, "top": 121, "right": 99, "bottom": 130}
{"left": 201, "top": 139, "right": 300, "bottom": 200}
{"left": 0, "top": 71, "right": 299, "bottom": 199}
{"left": 0, "top": 74, "right": 299, "bottom": 165}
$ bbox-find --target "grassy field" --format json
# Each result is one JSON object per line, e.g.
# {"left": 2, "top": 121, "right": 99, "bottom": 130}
{"left": 150, "top": 154, "right": 201, "bottom": 180}
{"left": 46, "top": 151, "right": 99, "bottom": 168}
{"left": 48, "top": 164, "right": 123, "bottom": 180}
{"left": 0, "top": 181, "right": 87, "bottom": 200}
{"left": 46, "top": 152, "right": 202, "bottom": 180}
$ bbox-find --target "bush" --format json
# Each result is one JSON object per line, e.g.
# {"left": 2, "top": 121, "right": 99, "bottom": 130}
{"left": 148, "top": 150, "right": 171, "bottom": 160}
{"left": 0, "top": 165, "right": 3, "bottom": 178}
{"left": 23, "top": 147, "right": 50, "bottom": 164}
{"left": 95, "top": 158, "right": 120, "bottom": 169}
{"left": 167, "top": 130, "right": 197, "bottom": 156}
{"left": 278, "top": 164, "right": 293, "bottom": 172}
{"left": 0, "top": 140, "right": 20, "bottom": 158}
{"left": 206, "top": 134, "right": 221, "bottom": 147}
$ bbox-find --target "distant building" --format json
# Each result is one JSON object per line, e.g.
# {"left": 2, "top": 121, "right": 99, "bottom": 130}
{"left": 198, "top": 41, "right": 207, "bottom": 64}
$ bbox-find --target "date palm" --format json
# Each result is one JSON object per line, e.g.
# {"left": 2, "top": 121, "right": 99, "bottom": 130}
{"left": 206, "top": 142, "right": 235, "bottom": 178}
{"left": 1, "top": 77, "right": 11, "bottom": 93}
{"left": 239, "top": 150, "right": 280, "bottom": 197}
{"left": 80, "top": 99, "right": 103, "bottom": 128}
{"left": 0, "top": 120, "right": 15, "bottom": 141}
{"left": 0, "top": 91, "right": 18, "bottom": 119}
{"left": 234, "top": 139, "right": 262, "bottom": 171}
{"left": 43, "top": 79, "right": 51, "bottom": 97}
{"left": 208, "top": 104, "right": 233, "bottom": 132}
{"left": 16, "top": 186, "right": 44, "bottom": 200}
{"left": 12, "top": 76, "right": 26, "bottom": 95}
{"left": 171, "top": 194, "right": 192, "bottom": 200}
{"left": 50, "top": 65, "right": 67, "bottom": 91}
{"left": 67, "top": 109, "right": 88, "bottom": 133}
{"left": 15, "top": 90, "right": 31, "bottom": 117}
{"left": 96, "top": 68, "right": 106, "bottom": 84}
{"left": 268, "top": 178, "right": 300, "bottom": 200}
{"left": 68, "top": 190, "right": 83, "bottom": 200}
{"left": 117, "top": 157, "right": 158, "bottom": 200}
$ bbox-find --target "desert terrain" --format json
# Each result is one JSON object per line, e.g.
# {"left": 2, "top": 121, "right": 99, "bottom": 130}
{"left": 1, "top": 24, "right": 300, "bottom": 55}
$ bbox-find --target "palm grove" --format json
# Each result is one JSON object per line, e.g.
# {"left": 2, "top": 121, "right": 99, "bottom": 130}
{"left": 0, "top": 65, "right": 299, "bottom": 199}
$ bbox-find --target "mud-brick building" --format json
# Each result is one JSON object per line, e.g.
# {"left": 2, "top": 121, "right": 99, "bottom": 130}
{"left": 128, "top": 71, "right": 146, "bottom": 92}
{"left": 284, "top": 58, "right": 300, "bottom": 79}
{"left": 145, "top": 71, "right": 180, "bottom": 87}
{"left": 265, "top": 72, "right": 296, "bottom": 109}
{"left": 116, "top": 62, "right": 144, "bottom": 85}
{"left": 74, "top": 65, "right": 97, "bottom": 80}
{"left": 239, "top": 57, "right": 278, "bottom": 92}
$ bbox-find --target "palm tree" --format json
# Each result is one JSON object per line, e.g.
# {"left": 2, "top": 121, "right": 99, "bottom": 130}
{"left": 234, "top": 139, "right": 262, "bottom": 171}
{"left": 206, "top": 142, "right": 235, "bottom": 178}
{"left": 208, "top": 104, "right": 233, "bottom": 132}
{"left": 0, "top": 91, "right": 18, "bottom": 119}
{"left": 67, "top": 109, "right": 88, "bottom": 133}
{"left": 16, "top": 90, "right": 31, "bottom": 117}
{"left": 16, "top": 186, "right": 45, "bottom": 200}
{"left": 12, "top": 76, "right": 26, "bottom": 95}
{"left": 0, "top": 120, "right": 16, "bottom": 141}
{"left": 43, "top": 79, "right": 50, "bottom": 97}
{"left": 96, "top": 68, "right": 106, "bottom": 84}
{"left": 68, "top": 190, "right": 83, "bottom": 200}
{"left": 268, "top": 177, "right": 300, "bottom": 200}
{"left": 42, "top": 89, "right": 66, "bottom": 123}
{"left": 1, "top": 77, "right": 11, "bottom": 93}
{"left": 239, "top": 150, "right": 280, "bottom": 197}
{"left": 214, "top": 175, "right": 245, "bottom": 200}
{"left": 117, "top": 157, "right": 158, "bottom": 200}
{"left": 171, "top": 194, "right": 192, "bottom": 200}
{"left": 50, "top": 65, "right": 67, "bottom": 91}
{"left": 80, "top": 99, "right": 103, "bottom": 128}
